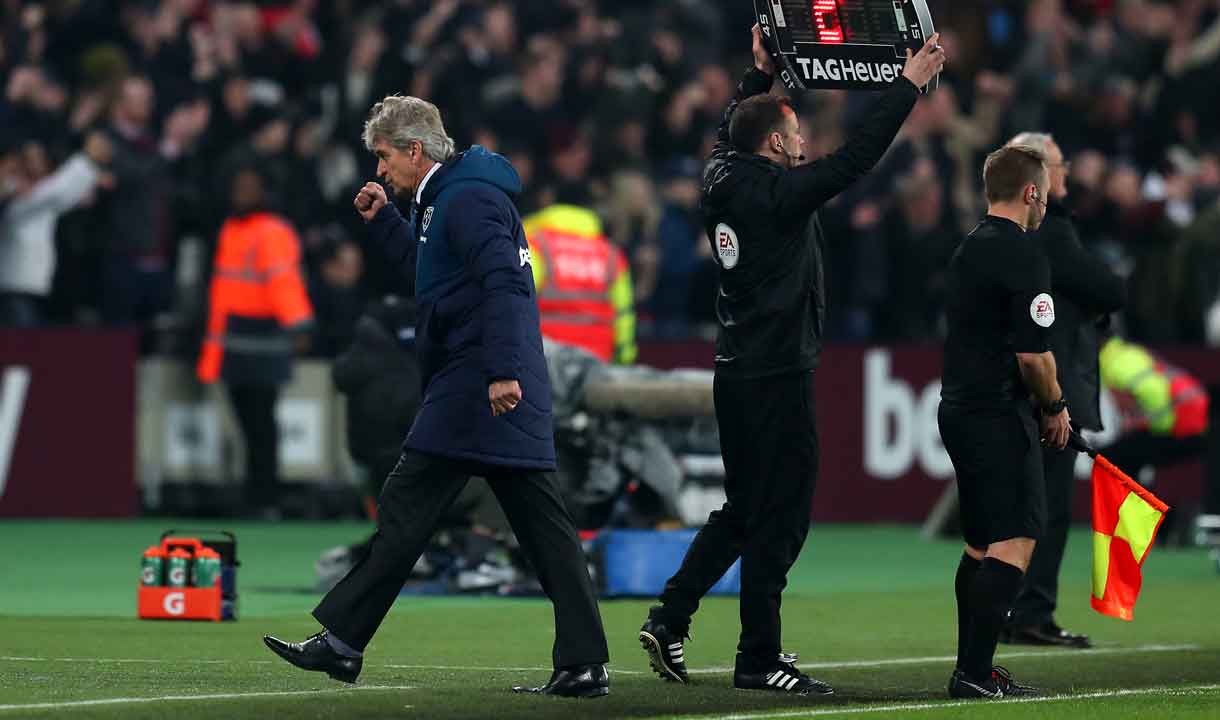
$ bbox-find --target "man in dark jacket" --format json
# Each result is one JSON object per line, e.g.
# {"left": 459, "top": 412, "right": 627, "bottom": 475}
{"left": 264, "top": 96, "right": 609, "bottom": 698}
{"left": 1001, "top": 133, "right": 1126, "bottom": 648}
{"left": 638, "top": 25, "right": 945, "bottom": 696}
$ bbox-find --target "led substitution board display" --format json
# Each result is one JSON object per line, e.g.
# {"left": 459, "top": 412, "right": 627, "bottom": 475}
{"left": 755, "top": 0, "right": 938, "bottom": 92}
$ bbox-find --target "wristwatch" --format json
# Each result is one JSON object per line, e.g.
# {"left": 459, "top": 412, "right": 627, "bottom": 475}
{"left": 1043, "top": 397, "right": 1069, "bottom": 415}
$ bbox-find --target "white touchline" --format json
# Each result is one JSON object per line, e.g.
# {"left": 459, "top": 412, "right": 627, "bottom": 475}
{"left": 0, "top": 643, "right": 1199, "bottom": 677}
{"left": 383, "top": 663, "right": 659, "bottom": 676}
{"left": 0, "top": 657, "right": 645, "bottom": 674}
{"left": 687, "top": 684, "right": 1220, "bottom": 720}
{"left": 0, "top": 686, "right": 414, "bottom": 713}
{"left": 683, "top": 642, "right": 1200, "bottom": 674}
{"left": 0, "top": 656, "right": 245, "bottom": 664}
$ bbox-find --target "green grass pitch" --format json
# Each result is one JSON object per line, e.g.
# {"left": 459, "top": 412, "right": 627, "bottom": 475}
{"left": 1, "top": 520, "right": 1217, "bottom": 719}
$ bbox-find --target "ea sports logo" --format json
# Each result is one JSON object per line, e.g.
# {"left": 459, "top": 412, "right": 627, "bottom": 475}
{"left": 1030, "top": 293, "right": 1056, "bottom": 328}
{"left": 163, "top": 592, "right": 186, "bottom": 616}
{"left": 715, "top": 223, "right": 739, "bottom": 269}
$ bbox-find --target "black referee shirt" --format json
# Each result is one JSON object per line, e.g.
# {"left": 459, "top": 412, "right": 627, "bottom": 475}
{"left": 702, "top": 68, "right": 919, "bottom": 378}
{"left": 941, "top": 215, "right": 1055, "bottom": 409}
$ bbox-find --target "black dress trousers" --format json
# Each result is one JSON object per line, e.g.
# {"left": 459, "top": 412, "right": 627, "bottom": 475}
{"left": 313, "top": 449, "right": 609, "bottom": 669}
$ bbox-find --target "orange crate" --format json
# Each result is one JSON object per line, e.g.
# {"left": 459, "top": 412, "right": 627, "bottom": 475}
{"left": 138, "top": 584, "right": 222, "bottom": 621}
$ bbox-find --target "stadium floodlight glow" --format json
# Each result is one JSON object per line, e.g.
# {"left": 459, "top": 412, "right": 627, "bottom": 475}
{"left": 755, "top": 0, "right": 939, "bottom": 92}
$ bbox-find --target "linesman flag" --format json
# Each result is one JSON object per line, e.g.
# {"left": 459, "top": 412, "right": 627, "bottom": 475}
{"left": 1070, "top": 433, "right": 1169, "bottom": 621}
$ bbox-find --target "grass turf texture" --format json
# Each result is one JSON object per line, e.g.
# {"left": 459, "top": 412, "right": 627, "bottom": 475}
{"left": 0, "top": 521, "right": 1217, "bottom": 719}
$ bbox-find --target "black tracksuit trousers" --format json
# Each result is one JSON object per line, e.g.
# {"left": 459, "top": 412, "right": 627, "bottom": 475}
{"left": 656, "top": 370, "right": 818, "bottom": 670}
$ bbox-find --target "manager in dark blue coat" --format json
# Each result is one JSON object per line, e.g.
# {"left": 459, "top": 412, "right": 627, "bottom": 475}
{"left": 264, "top": 96, "right": 610, "bottom": 698}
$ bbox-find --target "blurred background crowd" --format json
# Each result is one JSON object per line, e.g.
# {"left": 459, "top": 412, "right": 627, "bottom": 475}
{"left": 2, "top": 0, "right": 1220, "bottom": 353}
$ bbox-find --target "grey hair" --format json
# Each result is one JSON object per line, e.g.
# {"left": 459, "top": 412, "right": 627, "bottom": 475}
{"left": 362, "top": 95, "right": 456, "bottom": 161}
{"left": 1007, "top": 132, "right": 1056, "bottom": 157}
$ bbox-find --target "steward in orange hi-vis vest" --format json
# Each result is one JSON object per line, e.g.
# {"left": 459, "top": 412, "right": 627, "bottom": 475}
{"left": 522, "top": 205, "right": 636, "bottom": 364}
{"left": 197, "top": 211, "right": 314, "bottom": 385}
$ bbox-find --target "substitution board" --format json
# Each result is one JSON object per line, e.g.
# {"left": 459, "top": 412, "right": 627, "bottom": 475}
{"left": 755, "top": 0, "right": 938, "bottom": 92}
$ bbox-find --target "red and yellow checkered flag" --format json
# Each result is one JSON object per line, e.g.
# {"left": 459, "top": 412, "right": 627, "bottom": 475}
{"left": 1088, "top": 453, "right": 1169, "bottom": 621}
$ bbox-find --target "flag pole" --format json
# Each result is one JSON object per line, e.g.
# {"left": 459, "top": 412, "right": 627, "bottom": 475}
{"left": 1068, "top": 430, "right": 1098, "bottom": 458}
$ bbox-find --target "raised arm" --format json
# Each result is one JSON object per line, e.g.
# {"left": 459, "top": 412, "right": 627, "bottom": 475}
{"left": 358, "top": 182, "right": 418, "bottom": 296}
{"left": 4, "top": 154, "right": 99, "bottom": 222}
{"left": 764, "top": 35, "right": 945, "bottom": 220}
{"left": 708, "top": 25, "right": 776, "bottom": 164}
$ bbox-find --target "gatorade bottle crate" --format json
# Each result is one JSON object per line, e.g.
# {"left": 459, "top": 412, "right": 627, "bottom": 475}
{"left": 137, "top": 530, "right": 239, "bottom": 622}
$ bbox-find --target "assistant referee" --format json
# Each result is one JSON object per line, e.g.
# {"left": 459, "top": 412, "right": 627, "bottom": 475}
{"left": 938, "top": 145, "right": 1071, "bottom": 700}
{"left": 638, "top": 24, "right": 945, "bottom": 696}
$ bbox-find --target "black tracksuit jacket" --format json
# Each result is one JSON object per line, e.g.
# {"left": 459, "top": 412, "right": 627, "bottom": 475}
{"left": 702, "top": 67, "right": 919, "bottom": 378}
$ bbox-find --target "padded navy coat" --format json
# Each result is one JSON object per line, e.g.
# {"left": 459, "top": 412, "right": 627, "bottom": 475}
{"left": 365, "top": 146, "right": 556, "bottom": 470}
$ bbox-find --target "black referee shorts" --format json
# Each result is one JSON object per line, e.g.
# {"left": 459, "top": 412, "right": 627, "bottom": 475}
{"left": 938, "top": 401, "right": 1046, "bottom": 549}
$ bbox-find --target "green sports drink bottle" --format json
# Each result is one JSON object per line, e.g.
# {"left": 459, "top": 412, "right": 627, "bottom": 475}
{"left": 140, "top": 546, "right": 164, "bottom": 586}
{"left": 193, "top": 548, "right": 221, "bottom": 588}
{"left": 166, "top": 549, "right": 191, "bottom": 588}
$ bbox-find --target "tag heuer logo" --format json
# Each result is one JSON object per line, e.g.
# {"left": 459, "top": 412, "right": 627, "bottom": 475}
{"left": 421, "top": 206, "right": 434, "bottom": 232}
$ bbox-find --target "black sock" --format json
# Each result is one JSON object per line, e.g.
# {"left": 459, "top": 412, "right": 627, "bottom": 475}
{"left": 648, "top": 605, "right": 689, "bottom": 636}
{"left": 963, "top": 558, "right": 1024, "bottom": 682}
{"left": 954, "top": 553, "right": 982, "bottom": 670}
{"left": 324, "top": 630, "right": 362, "bottom": 658}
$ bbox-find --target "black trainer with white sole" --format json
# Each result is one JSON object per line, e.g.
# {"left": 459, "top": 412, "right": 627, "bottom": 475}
{"left": 990, "top": 666, "right": 1038, "bottom": 696}
{"left": 639, "top": 617, "right": 689, "bottom": 683}
{"left": 733, "top": 653, "right": 834, "bottom": 696}
{"left": 947, "top": 669, "right": 1004, "bottom": 699}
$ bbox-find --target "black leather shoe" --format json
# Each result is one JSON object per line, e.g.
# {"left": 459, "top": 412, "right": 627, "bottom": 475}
{"left": 1003, "top": 621, "right": 1092, "bottom": 648}
{"left": 511, "top": 664, "right": 609, "bottom": 698}
{"left": 263, "top": 632, "right": 362, "bottom": 683}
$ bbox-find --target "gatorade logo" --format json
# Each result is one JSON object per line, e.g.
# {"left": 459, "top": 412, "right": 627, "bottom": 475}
{"left": 715, "top": 223, "right": 740, "bottom": 269}
{"left": 0, "top": 367, "right": 31, "bottom": 501}
{"left": 168, "top": 567, "right": 186, "bottom": 586}
{"left": 163, "top": 592, "right": 186, "bottom": 615}
{"left": 141, "top": 566, "right": 158, "bottom": 585}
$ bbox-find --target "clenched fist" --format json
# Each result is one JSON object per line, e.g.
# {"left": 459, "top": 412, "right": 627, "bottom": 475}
{"left": 354, "top": 181, "right": 388, "bottom": 222}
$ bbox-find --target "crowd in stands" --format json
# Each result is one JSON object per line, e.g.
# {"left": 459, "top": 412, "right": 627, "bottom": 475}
{"left": 2, "top": 0, "right": 1219, "bottom": 353}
